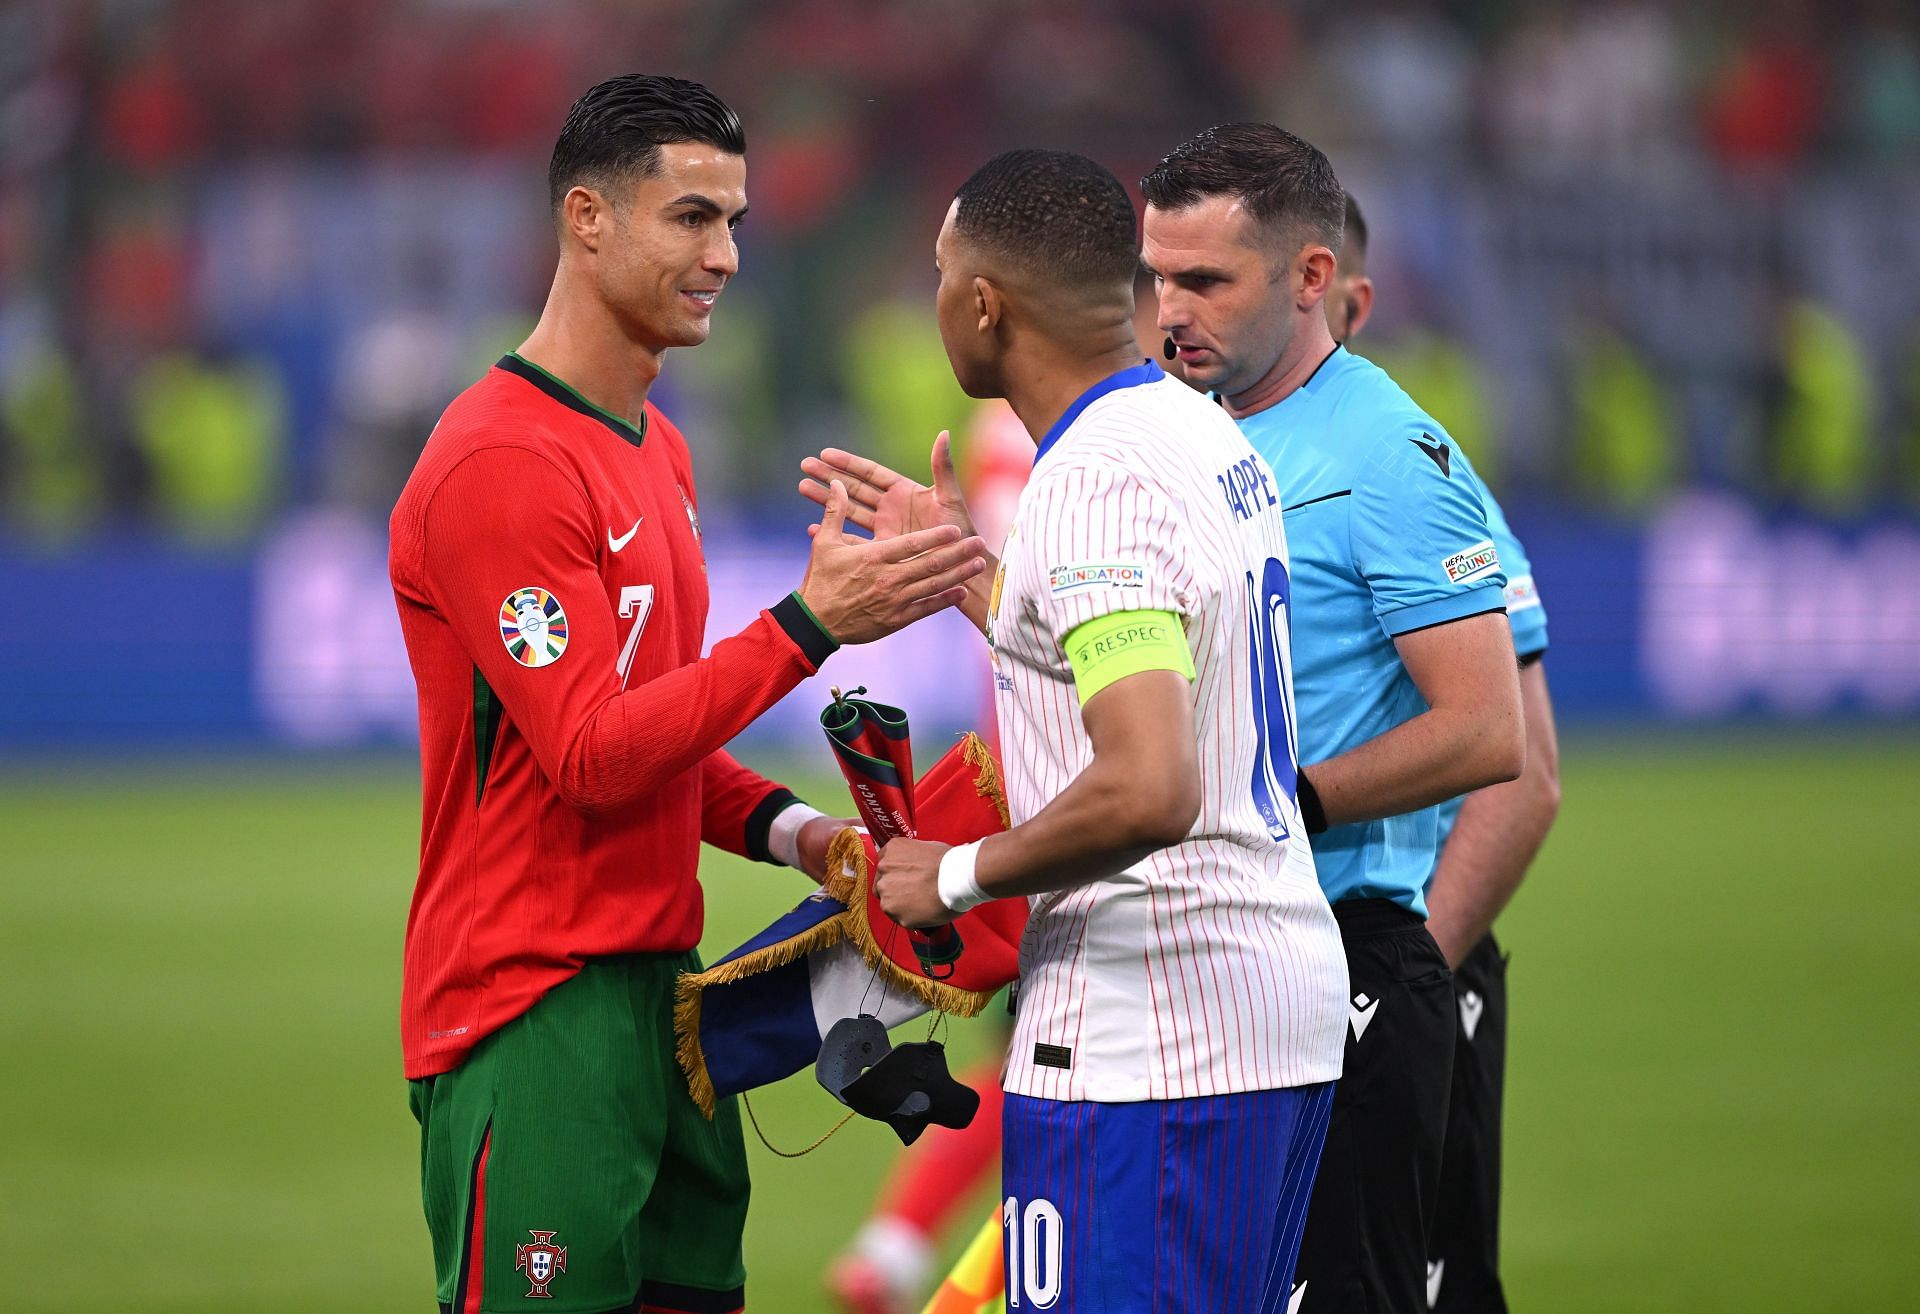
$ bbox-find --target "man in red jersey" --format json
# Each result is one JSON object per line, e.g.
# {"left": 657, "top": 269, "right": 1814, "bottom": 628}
{"left": 389, "top": 75, "right": 987, "bottom": 1314}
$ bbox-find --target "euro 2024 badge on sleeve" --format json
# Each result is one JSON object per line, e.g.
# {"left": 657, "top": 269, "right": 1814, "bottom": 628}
{"left": 515, "top": 1230, "right": 567, "bottom": 1298}
{"left": 500, "top": 587, "right": 568, "bottom": 668}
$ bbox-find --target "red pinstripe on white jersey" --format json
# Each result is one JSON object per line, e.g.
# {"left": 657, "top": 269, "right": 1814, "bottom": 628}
{"left": 988, "top": 374, "right": 1348, "bottom": 1102}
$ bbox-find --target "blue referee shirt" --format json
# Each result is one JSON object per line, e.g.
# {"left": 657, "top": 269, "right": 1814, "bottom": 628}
{"left": 1237, "top": 346, "right": 1508, "bottom": 916}
{"left": 1429, "top": 489, "right": 1549, "bottom": 858}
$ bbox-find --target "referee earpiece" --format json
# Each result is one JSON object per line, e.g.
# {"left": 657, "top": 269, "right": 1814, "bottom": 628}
{"left": 1163, "top": 336, "right": 1176, "bottom": 361}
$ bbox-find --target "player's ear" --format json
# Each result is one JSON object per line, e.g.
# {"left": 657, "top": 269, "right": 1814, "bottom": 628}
{"left": 973, "top": 276, "right": 1004, "bottom": 336}
{"left": 1345, "top": 276, "right": 1376, "bottom": 339}
{"left": 1297, "top": 243, "right": 1337, "bottom": 310}
{"left": 561, "top": 185, "right": 604, "bottom": 254}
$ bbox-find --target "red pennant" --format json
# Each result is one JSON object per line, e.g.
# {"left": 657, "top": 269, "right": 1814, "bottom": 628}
{"left": 822, "top": 691, "right": 1024, "bottom": 982}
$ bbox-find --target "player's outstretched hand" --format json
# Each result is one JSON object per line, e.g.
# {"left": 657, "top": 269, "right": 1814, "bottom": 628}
{"left": 799, "top": 431, "right": 977, "bottom": 542}
{"left": 798, "top": 479, "right": 988, "bottom": 645}
{"left": 874, "top": 837, "right": 956, "bottom": 929}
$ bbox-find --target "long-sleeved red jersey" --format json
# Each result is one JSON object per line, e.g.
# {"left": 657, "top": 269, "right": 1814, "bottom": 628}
{"left": 388, "top": 353, "right": 837, "bottom": 1077}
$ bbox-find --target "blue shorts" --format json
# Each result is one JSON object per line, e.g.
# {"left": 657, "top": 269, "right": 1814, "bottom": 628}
{"left": 1002, "top": 1083, "right": 1336, "bottom": 1313}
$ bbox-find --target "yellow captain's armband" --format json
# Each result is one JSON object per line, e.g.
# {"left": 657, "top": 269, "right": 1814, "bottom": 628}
{"left": 1064, "top": 609, "right": 1195, "bottom": 706}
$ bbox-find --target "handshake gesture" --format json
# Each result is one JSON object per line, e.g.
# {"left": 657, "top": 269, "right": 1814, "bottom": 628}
{"left": 797, "top": 432, "right": 997, "bottom": 638}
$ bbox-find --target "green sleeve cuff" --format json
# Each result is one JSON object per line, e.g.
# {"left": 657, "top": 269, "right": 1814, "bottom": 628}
{"left": 1064, "top": 609, "right": 1195, "bottom": 706}
{"left": 772, "top": 592, "right": 839, "bottom": 668}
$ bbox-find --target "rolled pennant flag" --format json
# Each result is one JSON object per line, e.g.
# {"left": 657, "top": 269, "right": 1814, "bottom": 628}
{"left": 820, "top": 688, "right": 959, "bottom": 975}
{"left": 817, "top": 687, "right": 960, "bottom": 975}
{"left": 675, "top": 732, "right": 1028, "bottom": 1118}
{"left": 820, "top": 688, "right": 915, "bottom": 840}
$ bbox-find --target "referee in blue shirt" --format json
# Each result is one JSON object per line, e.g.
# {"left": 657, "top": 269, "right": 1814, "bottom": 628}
{"left": 1143, "top": 125, "right": 1525, "bottom": 1314}
{"left": 1330, "top": 194, "right": 1563, "bottom": 1314}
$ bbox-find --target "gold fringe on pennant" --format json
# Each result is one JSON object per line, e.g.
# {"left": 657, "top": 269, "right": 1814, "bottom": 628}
{"left": 820, "top": 825, "right": 865, "bottom": 906}
{"left": 672, "top": 972, "right": 719, "bottom": 1119}
{"left": 674, "top": 836, "right": 860, "bottom": 1119}
{"left": 829, "top": 826, "right": 999, "bottom": 1021}
{"left": 674, "top": 823, "right": 1000, "bottom": 1118}
{"left": 961, "top": 731, "right": 1011, "bottom": 828}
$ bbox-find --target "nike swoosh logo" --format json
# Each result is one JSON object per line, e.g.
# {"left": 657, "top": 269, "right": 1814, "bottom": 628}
{"left": 1288, "top": 1281, "right": 1307, "bottom": 1314}
{"left": 608, "top": 518, "right": 642, "bottom": 553}
{"left": 1410, "top": 434, "right": 1452, "bottom": 477}
{"left": 1349, "top": 993, "right": 1379, "bottom": 1042}
{"left": 1459, "top": 990, "right": 1484, "bottom": 1042}
{"left": 1427, "top": 1259, "right": 1445, "bottom": 1308}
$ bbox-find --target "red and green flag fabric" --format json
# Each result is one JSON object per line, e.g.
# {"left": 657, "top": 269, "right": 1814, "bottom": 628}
{"left": 674, "top": 694, "right": 1028, "bottom": 1118}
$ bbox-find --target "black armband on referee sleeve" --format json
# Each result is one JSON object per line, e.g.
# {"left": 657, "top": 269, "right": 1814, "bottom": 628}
{"left": 1296, "top": 769, "right": 1329, "bottom": 835}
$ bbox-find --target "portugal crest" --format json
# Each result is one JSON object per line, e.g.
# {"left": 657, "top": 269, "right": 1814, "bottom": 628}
{"left": 515, "top": 1230, "right": 568, "bottom": 1298}
{"left": 676, "top": 483, "right": 702, "bottom": 544}
{"left": 499, "top": 587, "right": 568, "bottom": 667}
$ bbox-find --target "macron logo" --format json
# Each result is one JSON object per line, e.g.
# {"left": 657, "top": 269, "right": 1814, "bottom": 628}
{"left": 1410, "top": 434, "right": 1452, "bottom": 476}
{"left": 1459, "top": 990, "right": 1485, "bottom": 1042}
{"left": 1349, "top": 993, "right": 1379, "bottom": 1042}
{"left": 1287, "top": 1281, "right": 1307, "bottom": 1314}
{"left": 1427, "top": 1259, "right": 1445, "bottom": 1308}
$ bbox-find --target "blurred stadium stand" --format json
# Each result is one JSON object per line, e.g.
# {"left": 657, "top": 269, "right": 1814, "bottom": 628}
{"left": 2, "top": 0, "right": 1917, "bottom": 746}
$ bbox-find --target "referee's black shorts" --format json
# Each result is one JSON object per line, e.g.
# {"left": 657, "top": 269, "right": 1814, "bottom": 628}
{"left": 1429, "top": 932, "right": 1510, "bottom": 1314}
{"left": 1292, "top": 898, "right": 1455, "bottom": 1314}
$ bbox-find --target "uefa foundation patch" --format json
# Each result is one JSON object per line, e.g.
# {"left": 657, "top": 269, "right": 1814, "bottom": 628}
{"left": 500, "top": 587, "right": 569, "bottom": 667}
{"left": 1441, "top": 540, "right": 1501, "bottom": 586}
{"left": 1048, "top": 561, "right": 1150, "bottom": 596}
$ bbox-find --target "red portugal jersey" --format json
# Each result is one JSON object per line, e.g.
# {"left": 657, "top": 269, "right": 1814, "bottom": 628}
{"left": 388, "top": 353, "right": 837, "bottom": 1078}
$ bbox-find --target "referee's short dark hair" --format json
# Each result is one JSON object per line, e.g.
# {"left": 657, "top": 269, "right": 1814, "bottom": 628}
{"left": 953, "top": 149, "right": 1140, "bottom": 290}
{"left": 1141, "top": 123, "right": 1345, "bottom": 255}
{"left": 1344, "top": 193, "right": 1368, "bottom": 257}
{"left": 548, "top": 74, "right": 745, "bottom": 212}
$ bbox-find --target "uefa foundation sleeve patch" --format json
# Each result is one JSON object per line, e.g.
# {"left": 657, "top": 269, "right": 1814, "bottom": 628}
{"left": 1048, "top": 560, "right": 1152, "bottom": 596}
{"left": 1440, "top": 540, "right": 1501, "bottom": 586}
{"left": 499, "top": 587, "right": 569, "bottom": 667}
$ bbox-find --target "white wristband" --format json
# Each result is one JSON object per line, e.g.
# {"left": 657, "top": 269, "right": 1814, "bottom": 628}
{"left": 937, "top": 841, "right": 990, "bottom": 914}
{"left": 767, "top": 801, "right": 828, "bottom": 869}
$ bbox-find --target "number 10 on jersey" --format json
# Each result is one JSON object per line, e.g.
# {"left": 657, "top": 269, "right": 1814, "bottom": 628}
{"left": 1246, "top": 557, "right": 1299, "bottom": 841}
{"left": 1003, "top": 1194, "right": 1062, "bottom": 1308}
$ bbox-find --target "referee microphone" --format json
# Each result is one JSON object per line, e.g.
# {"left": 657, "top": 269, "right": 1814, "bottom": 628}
{"left": 1163, "top": 336, "right": 1177, "bottom": 360}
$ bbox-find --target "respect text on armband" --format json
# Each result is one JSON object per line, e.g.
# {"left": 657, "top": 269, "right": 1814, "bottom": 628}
{"left": 1072, "top": 619, "right": 1174, "bottom": 668}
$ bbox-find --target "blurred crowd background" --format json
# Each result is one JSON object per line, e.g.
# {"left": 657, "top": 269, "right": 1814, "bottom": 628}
{"left": 6, "top": 14, "right": 1911, "bottom": 1312}
{"left": 4, "top": 0, "right": 1918, "bottom": 744}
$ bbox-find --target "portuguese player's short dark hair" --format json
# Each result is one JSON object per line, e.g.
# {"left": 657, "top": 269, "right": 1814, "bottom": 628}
{"left": 952, "top": 149, "right": 1139, "bottom": 289}
{"left": 547, "top": 74, "right": 745, "bottom": 211}
{"left": 1344, "top": 193, "right": 1368, "bottom": 257}
{"left": 1141, "top": 123, "right": 1345, "bottom": 254}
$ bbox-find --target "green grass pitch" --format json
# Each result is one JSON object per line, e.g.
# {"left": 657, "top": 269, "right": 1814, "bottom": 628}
{"left": 3, "top": 735, "right": 1914, "bottom": 1312}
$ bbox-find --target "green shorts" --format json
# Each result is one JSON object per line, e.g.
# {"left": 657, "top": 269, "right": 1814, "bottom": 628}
{"left": 408, "top": 951, "right": 749, "bottom": 1314}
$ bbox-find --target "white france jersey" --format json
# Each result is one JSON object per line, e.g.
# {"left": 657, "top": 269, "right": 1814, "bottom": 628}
{"left": 987, "top": 362, "right": 1348, "bottom": 1103}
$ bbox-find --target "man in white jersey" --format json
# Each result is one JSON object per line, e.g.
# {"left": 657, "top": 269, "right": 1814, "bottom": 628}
{"left": 804, "top": 149, "right": 1347, "bottom": 1314}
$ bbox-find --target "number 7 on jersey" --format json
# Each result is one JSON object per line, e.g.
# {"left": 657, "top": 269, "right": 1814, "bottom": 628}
{"left": 616, "top": 584, "right": 655, "bottom": 685}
